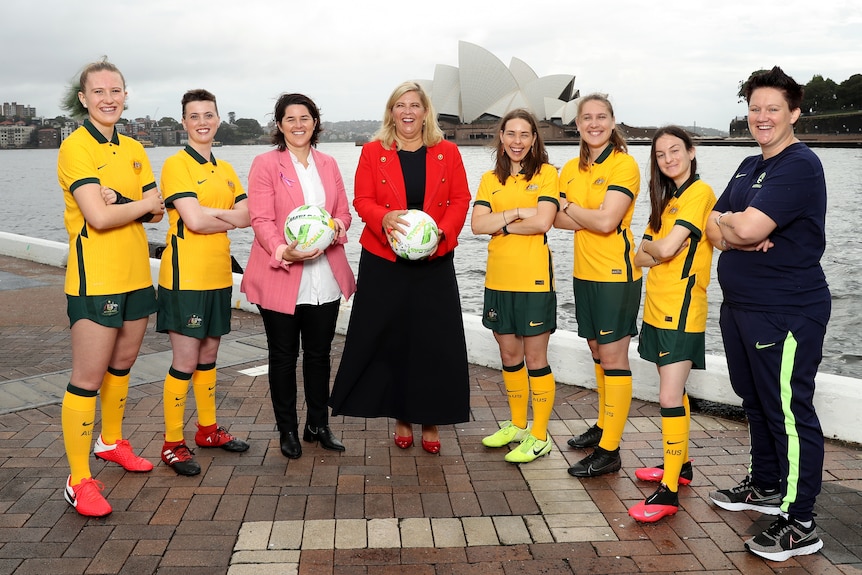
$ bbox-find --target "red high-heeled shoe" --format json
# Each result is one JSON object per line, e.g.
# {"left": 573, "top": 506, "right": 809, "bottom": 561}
{"left": 421, "top": 439, "right": 441, "bottom": 454}
{"left": 393, "top": 433, "right": 414, "bottom": 449}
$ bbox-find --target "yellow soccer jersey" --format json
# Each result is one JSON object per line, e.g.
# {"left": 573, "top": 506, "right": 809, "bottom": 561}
{"left": 642, "top": 177, "right": 716, "bottom": 332}
{"left": 58, "top": 120, "right": 157, "bottom": 296}
{"left": 158, "top": 146, "right": 246, "bottom": 291}
{"left": 474, "top": 163, "right": 560, "bottom": 292}
{"left": 559, "top": 145, "right": 642, "bottom": 283}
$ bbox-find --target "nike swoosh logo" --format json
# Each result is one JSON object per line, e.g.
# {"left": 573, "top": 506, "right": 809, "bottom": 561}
{"left": 174, "top": 397, "right": 184, "bottom": 401}
{"left": 197, "top": 179, "right": 207, "bottom": 185}
{"left": 97, "top": 164, "right": 107, "bottom": 170}
{"left": 755, "top": 342, "right": 776, "bottom": 349}
{"left": 659, "top": 351, "right": 670, "bottom": 357}
{"left": 82, "top": 421, "right": 94, "bottom": 427}
{"left": 207, "top": 386, "right": 216, "bottom": 391}
{"left": 599, "top": 330, "right": 613, "bottom": 336}
{"left": 735, "top": 173, "right": 747, "bottom": 178}
{"left": 529, "top": 321, "right": 544, "bottom": 327}
{"left": 667, "top": 440, "right": 684, "bottom": 445}
{"left": 643, "top": 510, "right": 661, "bottom": 518}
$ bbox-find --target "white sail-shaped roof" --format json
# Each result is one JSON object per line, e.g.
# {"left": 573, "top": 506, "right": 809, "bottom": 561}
{"left": 415, "top": 41, "right": 579, "bottom": 124}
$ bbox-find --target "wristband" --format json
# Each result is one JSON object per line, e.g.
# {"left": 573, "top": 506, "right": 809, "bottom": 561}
{"left": 502, "top": 224, "right": 510, "bottom": 236}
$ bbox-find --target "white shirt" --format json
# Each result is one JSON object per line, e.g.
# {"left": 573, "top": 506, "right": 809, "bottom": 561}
{"left": 290, "top": 150, "right": 341, "bottom": 305}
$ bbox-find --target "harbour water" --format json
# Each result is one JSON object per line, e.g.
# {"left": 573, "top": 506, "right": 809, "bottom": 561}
{"left": 1, "top": 143, "right": 860, "bottom": 378}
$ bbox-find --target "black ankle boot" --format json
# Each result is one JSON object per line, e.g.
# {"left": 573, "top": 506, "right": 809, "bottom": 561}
{"left": 303, "top": 424, "right": 345, "bottom": 452}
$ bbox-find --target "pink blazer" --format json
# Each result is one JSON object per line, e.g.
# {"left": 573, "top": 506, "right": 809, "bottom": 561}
{"left": 240, "top": 147, "right": 356, "bottom": 315}
{"left": 353, "top": 139, "right": 471, "bottom": 262}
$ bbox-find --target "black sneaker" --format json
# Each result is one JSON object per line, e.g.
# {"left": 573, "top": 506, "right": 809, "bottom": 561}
{"left": 567, "top": 446, "right": 621, "bottom": 477}
{"left": 162, "top": 442, "right": 201, "bottom": 476}
{"left": 745, "top": 516, "right": 823, "bottom": 561}
{"left": 567, "top": 424, "right": 602, "bottom": 449}
{"left": 709, "top": 476, "right": 782, "bottom": 514}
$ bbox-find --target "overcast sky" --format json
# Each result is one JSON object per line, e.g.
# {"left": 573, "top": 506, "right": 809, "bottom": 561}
{"left": 3, "top": 1, "right": 860, "bottom": 131}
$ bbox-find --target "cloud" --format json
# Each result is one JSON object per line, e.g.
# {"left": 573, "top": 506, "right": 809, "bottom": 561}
{"left": 2, "top": 0, "right": 859, "bottom": 130}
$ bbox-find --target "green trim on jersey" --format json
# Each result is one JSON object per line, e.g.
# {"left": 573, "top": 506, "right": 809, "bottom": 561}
{"left": 58, "top": 123, "right": 157, "bottom": 296}
{"left": 475, "top": 163, "right": 560, "bottom": 292}
{"left": 559, "top": 146, "right": 641, "bottom": 283}
{"left": 158, "top": 147, "right": 245, "bottom": 291}
{"left": 641, "top": 178, "right": 716, "bottom": 332}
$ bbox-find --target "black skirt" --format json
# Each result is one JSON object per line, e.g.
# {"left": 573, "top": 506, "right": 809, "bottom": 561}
{"left": 329, "top": 249, "right": 470, "bottom": 425}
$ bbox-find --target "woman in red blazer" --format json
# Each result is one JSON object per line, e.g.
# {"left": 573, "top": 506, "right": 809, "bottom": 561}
{"left": 241, "top": 93, "right": 356, "bottom": 460}
{"left": 329, "top": 82, "right": 471, "bottom": 454}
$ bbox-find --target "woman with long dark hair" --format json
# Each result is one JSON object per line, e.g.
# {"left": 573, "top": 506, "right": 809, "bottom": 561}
{"left": 628, "top": 126, "right": 715, "bottom": 522}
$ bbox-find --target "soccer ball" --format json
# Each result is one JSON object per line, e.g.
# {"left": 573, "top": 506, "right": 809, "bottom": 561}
{"left": 284, "top": 205, "right": 336, "bottom": 252}
{"left": 388, "top": 209, "right": 440, "bottom": 260}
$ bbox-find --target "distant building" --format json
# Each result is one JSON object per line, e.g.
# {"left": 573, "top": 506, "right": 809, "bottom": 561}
{"left": 417, "top": 41, "right": 579, "bottom": 125}
{"left": 2, "top": 102, "right": 36, "bottom": 119}
{"left": 37, "top": 127, "right": 59, "bottom": 149}
{"left": 0, "top": 124, "right": 36, "bottom": 148}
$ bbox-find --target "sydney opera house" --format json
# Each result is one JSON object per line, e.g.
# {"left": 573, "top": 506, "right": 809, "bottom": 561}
{"left": 416, "top": 41, "right": 582, "bottom": 143}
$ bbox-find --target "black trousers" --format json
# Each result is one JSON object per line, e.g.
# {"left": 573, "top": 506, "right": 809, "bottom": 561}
{"left": 259, "top": 300, "right": 340, "bottom": 432}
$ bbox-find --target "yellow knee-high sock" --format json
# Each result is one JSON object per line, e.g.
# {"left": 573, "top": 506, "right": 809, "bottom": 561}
{"left": 597, "top": 370, "right": 632, "bottom": 451}
{"left": 163, "top": 367, "right": 192, "bottom": 443}
{"left": 528, "top": 366, "right": 555, "bottom": 441}
{"left": 62, "top": 384, "right": 98, "bottom": 484}
{"left": 192, "top": 363, "right": 217, "bottom": 428}
{"left": 682, "top": 392, "right": 691, "bottom": 463}
{"left": 502, "top": 362, "right": 529, "bottom": 430}
{"left": 660, "top": 405, "right": 689, "bottom": 492}
{"left": 99, "top": 367, "right": 130, "bottom": 444}
{"left": 593, "top": 358, "right": 606, "bottom": 430}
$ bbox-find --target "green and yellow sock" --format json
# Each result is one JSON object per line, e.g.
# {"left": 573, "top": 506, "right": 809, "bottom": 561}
{"left": 62, "top": 384, "right": 98, "bottom": 484}
{"left": 528, "top": 366, "right": 555, "bottom": 441}
{"left": 99, "top": 367, "right": 130, "bottom": 444}
{"left": 163, "top": 367, "right": 192, "bottom": 443}
{"left": 597, "top": 370, "right": 632, "bottom": 452}
{"left": 502, "top": 362, "right": 529, "bottom": 430}
{"left": 593, "top": 358, "right": 606, "bottom": 430}
{"left": 660, "top": 405, "right": 689, "bottom": 492}
{"left": 192, "top": 363, "right": 217, "bottom": 428}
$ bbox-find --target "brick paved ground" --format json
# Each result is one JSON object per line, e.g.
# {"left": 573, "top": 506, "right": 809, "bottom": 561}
{"left": 0, "top": 254, "right": 860, "bottom": 575}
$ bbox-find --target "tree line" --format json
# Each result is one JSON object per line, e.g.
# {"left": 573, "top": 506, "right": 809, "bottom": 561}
{"left": 741, "top": 71, "right": 862, "bottom": 115}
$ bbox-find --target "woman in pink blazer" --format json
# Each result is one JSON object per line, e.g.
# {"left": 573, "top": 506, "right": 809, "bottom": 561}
{"left": 329, "top": 82, "right": 471, "bottom": 454}
{"left": 241, "top": 93, "right": 356, "bottom": 460}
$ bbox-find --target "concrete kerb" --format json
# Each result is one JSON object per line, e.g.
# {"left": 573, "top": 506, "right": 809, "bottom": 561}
{"left": 2, "top": 230, "right": 859, "bottom": 445}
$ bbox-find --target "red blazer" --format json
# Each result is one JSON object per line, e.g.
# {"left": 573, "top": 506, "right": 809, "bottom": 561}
{"left": 241, "top": 147, "right": 356, "bottom": 315}
{"left": 353, "top": 139, "right": 470, "bottom": 261}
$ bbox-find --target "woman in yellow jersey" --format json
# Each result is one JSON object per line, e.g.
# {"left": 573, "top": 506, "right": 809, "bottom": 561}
{"left": 472, "top": 109, "right": 560, "bottom": 464}
{"left": 156, "top": 90, "right": 250, "bottom": 476}
{"left": 627, "top": 126, "right": 715, "bottom": 522}
{"left": 57, "top": 58, "right": 165, "bottom": 517}
{"left": 555, "top": 94, "right": 641, "bottom": 478}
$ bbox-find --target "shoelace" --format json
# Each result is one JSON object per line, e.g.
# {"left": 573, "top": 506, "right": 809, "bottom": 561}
{"left": 762, "top": 516, "right": 794, "bottom": 539}
{"left": 171, "top": 444, "right": 195, "bottom": 461}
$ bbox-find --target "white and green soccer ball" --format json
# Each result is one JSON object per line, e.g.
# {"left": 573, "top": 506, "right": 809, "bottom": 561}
{"left": 284, "top": 204, "right": 336, "bottom": 252}
{"left": 388, "top": 209, "right": 439, "bottom": 260}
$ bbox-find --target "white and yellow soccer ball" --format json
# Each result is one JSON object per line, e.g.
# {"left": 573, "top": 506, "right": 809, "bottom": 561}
{"left": 388, "top": 209, "right": 440, "bottom": 260}
{"left": 284, "top": 205, "right": 336, "bottom": 252}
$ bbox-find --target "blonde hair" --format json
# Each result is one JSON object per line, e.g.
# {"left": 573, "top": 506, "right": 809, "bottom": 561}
{"left": 60, "top": 57, "right": 126, "bottom": 120}
{"left": 575, "top": 93, "right": 627, "bottom": 171}
{"left": 373, "top": 81, "right": 443, "bottom": 149}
